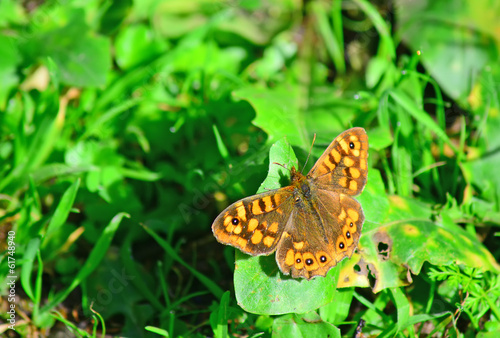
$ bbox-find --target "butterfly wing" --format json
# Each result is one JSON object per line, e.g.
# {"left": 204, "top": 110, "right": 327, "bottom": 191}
{"left": 275, "top": 189, "right": 364, "bottom": 279}
{"left": 308, "top": 127, "right": 368, "bottom": 195}
{"left": 212, "top": 188, "right": 294, "bottom": 256}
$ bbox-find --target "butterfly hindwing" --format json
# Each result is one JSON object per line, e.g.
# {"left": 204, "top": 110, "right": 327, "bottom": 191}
{"left": 275, "top": 189, "right": 364, "bottom": 279}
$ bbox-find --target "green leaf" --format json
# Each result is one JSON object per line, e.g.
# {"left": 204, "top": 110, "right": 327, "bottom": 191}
{"left": 20, "top": 237, "right": 41, "bottom": 301}
{"left": 462, "top": 150, "right": 500, "bottom": 203}
{"left": 44, "top": 179, "right": 80, "bottom": 240}
{"left": 398, "top": 0, "right": 499, "bottom": 99}
{"left": 345, "top": 196, "right": 500, "bottom": 292}
{"left": 272, "top": 313, "right": 340, "bottom": 338}
{"left": 41, "top": 212, "right": 129, "bottom": 313}
{"left": 24, "top": 8, "right": 111, "bottom": 87}
{"left": 233, "top": 85, "right": 309, "bottom": 147}
{"left": 234, "top": 139, "right": 339, "bottom": 315}
{"left": 319, "top": 288, "right": 354, "bottom": 325}
{"left": 214, "top": 291, "right": 230, "bottom": 338}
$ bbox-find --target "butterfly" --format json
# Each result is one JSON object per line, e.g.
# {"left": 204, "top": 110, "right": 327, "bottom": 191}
{"left": 212, "top": 128, "right": 368, "bottom": 279}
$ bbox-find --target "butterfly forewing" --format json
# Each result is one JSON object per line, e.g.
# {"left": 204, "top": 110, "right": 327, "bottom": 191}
{"left": 309, "top": 127, "right": 368, "bottom": 196}
{"left": 212, "top": 188, "right": 294, "bottom": 256}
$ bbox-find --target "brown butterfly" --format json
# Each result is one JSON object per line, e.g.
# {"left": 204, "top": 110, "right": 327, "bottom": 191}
{"left": 212, "top": 127, "right": 368, "bottom": 279}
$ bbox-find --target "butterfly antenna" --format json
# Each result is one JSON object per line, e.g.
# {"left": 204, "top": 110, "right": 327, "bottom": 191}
{"left": 301, "top": 133, "right": 316, "bottom": 174}
{"left": 272, "top": 162, "right": 291, "bottom": 173}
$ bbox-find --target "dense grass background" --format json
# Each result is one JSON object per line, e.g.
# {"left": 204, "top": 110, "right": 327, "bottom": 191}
{"left": 1, "top": 0, "right": 500, "bottom": 337}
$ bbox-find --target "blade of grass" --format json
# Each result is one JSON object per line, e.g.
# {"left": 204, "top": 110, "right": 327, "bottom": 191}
{"left": 120, "top": 235, "right": 163, "bottom": 310}
{"left": 213, "top": 124, "right": 230, "bottom": 162}
{"left": 214, "top": 291, "right": 230, "bottom": 338}
{"left": 20, "top": 237, "right": 41, "bottom": 301}
{"left": 353, "top": 291, "right": 392, "bottom": 323}
{"left": 353, "top": 0, "right": 395, "bottom": 61}
{"left": 41, "top": 212, "right": 129, "bottom": 313}
{"left": 44, "top": 179, "right": 80, "bottom": 239}
{"left": 145, "top": 326, "right": 170, "bottom": 337}
{"left": 141, "top": 223, "right": 224, "bottom": 299}
{"left": 312, "top": 1, "right": 345, "bottom": 74}
{"left": 389, "top": 89, "right": 458, "bottom": 153}
{"left": 89, "top": 303, "right": 106, "bottom": 338}
{"left": 390, "top": 288, "right": 411, "bottom": 335}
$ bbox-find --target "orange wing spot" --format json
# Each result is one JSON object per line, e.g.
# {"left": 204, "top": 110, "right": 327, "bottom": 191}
{"left": 352, "top": 149, "right": 360, "bottom": 157}
{"left": 213, "top": 229, "right": 228, "bottom": 242}
{"left": 294, "top": 252, "right": 304, "bottom": 269}
{"left": 339, "top": 139, "right": 349, "bottom": 153}
{"left": 251, "top": 230, "right": 263, "bottom": 244}
{"left": 349, "top": 138, "right": 360, "bottom": 149}
{"left": 262, "top": 196, "right": 276, "bottom": 212}
{"left": 223, "top": 214, "right": 231, "bottom": 227}
{"left": 268, "top": 222, "right": 279, "bottom": 233}
{"left": 349, "top": 180, "right": 358, "bottom": 191}
{"left": 344, "top": 157, "right": 355, "bottom": 167}
{"left": 275, "top": 208, "right": 283, "bottom": 214}
{"left": 343, "top": 226, "right": 354, "bottom": 246}
{"left": 235, "top": 202, "right": 247, "bottom": 221}
{"left": 303, "top": 252, "right": 319, "bottom": 271}
{"left": 338, "top": 208, "right": 346, "bottom": 221}
{"left": 339, "top": 177, "right": 348, "bottom": 188}
{"left": 263, "top": 236, "right": 275, "bottom": 247}
{"left": 360, "top": 158, "right": 367, "bottom": 170}
{"left": 285, "top": 249, "right": 295, "bottom": 266}
{"left": 315, "top": 251, "right": 331, "bottom": 267}
{"left": 336, "top": 237, "right": 347, "bottom": 252}
{"left": 236, "top": 237, "right": 247, "bottom": 249}
{"left": 350, "top": 168, "right": 360, "bottom": 178}
{"left": 251, "top": 200, "right": 263, "bottom": 215}
{"left": 332, "top": 149, "right": 341, "bottom": 163}
{"left": 225, "top": 217, "right": 236, "bottom": 232}
{"left": 347, "top": 208, "right": 359, "bottom": 222}
{"left": 233, "top": 224, "right": 243, "bottom": 234}
{"left": 282, "top": 231, "right": 291, "bottom": 238}
{"left": 347, "top": 217, "right": 358, "bottom": 232}
{"left": 248, "top": 218, "right": 259, "bottom": 232}
{"left": 273, "top": 194, "right": 281, "bottom": 205}
{"left": 293, "top": 241, "right": 304, "bottom": 250}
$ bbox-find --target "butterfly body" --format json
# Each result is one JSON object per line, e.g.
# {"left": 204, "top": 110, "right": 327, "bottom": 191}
{"left": 212, "top": 128, "right": 368, "bottom": 279}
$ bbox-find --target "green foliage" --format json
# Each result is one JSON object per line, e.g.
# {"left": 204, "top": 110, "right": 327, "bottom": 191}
{"left": 1, "top": 0, "right": 500, "bottom": 337}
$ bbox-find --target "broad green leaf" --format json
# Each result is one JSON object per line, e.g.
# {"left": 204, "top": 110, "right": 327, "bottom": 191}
{"left": 233, "top": 85, "right": 309, "bottom": 147}
{"left": 319, "top": 288, "right": 354, "bottom": 325}
{"left": 343, "top": 196, "right": 500, "bottom": 293}
{"left": 23, "top": 8, "right": 111, "bottom": 87}
{"left": 397, "top": 0, "right": 499, "bottom": 99}
{"left": 462, "top": 151, "right": 500, "bottom": 203}
{"left": 234, "top": 139, "right": 339, "bottom": 315}
{"left": 468, "top": 65, "right": 500, "bottom": 152}
{"left": 272, "top": 313, "right": 340, "bottom": 338}
{"left": 115, "top": 24, "right": 168, "bottom": 69}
